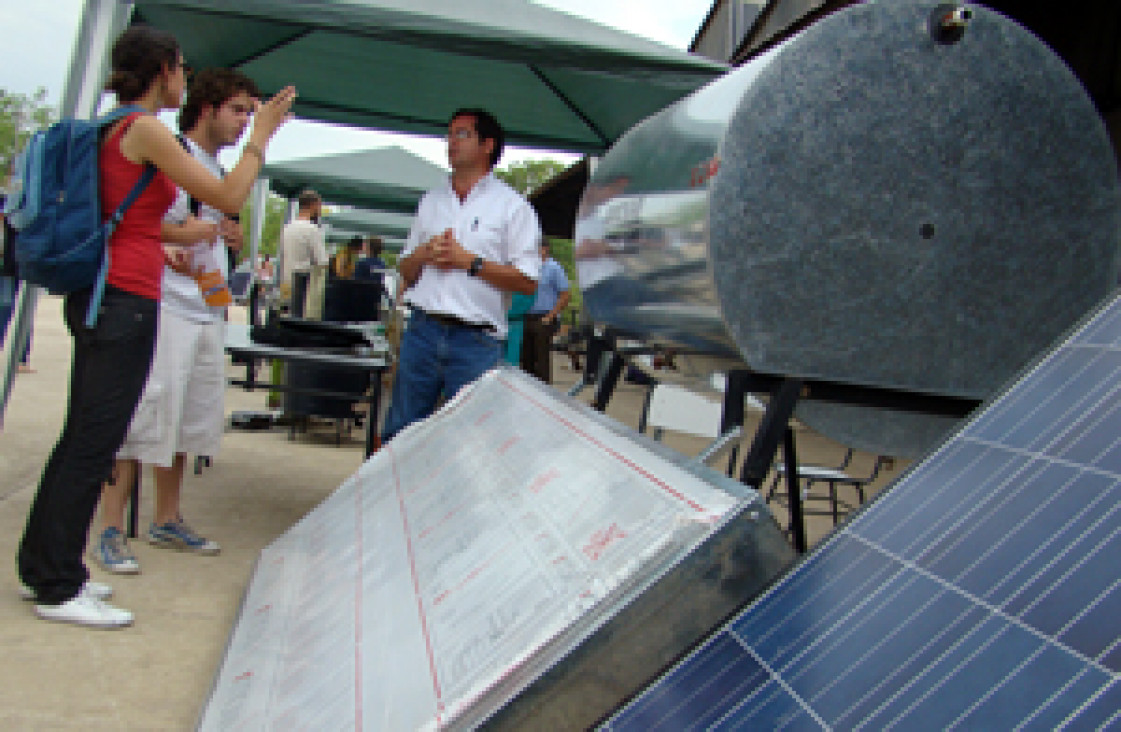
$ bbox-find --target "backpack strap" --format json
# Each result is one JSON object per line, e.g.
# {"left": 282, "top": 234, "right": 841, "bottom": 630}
{"left": 175, "top": 134, "right": 203, "bottom": 217}
{"left": 175, "top": 134, "right": 239, "bottom": 278}
{"left": 84, "top": 163, "right": 158, "bottom": 327}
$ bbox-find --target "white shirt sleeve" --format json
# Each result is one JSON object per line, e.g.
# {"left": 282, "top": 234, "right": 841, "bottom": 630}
{"left": 402, "top": 193, "right": 431, "bottom": 258}
{"left": 506, "top": 199, "right": 543, "bottom": 281}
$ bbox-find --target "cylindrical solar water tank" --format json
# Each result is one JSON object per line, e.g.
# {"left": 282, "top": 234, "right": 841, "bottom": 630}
{"left": 576, "top": 0, "right": 1121, "bottom": 457}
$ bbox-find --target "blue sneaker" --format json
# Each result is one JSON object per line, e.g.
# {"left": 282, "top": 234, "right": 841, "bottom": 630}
{"left": 146, "top": 517, "right": 220, "bottom": 555}
{"left": 93, "top": 527, "right": 140, "bottom": 574}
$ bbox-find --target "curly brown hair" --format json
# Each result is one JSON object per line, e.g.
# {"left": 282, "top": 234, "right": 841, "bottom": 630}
{"left": 178, "top": 68, "right": 261, "bottom": 132}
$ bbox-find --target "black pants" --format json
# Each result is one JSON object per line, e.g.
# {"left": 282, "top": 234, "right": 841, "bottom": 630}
{"left": 17, "top": 286, "right": 157, "bottom": 604}
{"left": 520, "top": 315, "right": 557, "bottom": 384}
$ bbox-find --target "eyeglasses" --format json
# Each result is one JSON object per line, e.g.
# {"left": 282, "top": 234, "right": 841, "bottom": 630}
{"left": 447, "top": 128, "right": 475, "bottom": 141}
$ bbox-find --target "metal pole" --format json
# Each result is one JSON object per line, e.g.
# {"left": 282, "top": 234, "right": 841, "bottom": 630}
{"left": 0, "top": 0, "right": 135, "bottom": 426}
{"left": 248, "top": 177, "right": 267, "bottom": 284}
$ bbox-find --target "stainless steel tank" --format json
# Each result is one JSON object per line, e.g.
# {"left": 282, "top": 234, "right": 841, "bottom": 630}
{"left": 575, "top": 0, "right": 1121, "bottom": 457}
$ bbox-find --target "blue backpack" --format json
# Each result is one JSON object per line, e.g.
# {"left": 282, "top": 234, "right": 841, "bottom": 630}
{"left": 4, "top": 105, "right": 156, "bottom": 326}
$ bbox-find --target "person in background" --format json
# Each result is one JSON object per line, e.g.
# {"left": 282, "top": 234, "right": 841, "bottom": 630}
{"left": 277, "top": 189, "right": 326, "bottom": 294}
{"left": 520, "top": 239, "right": 570, "bottom": 384}
{"left": 258, "top": 254, "right": 275, "bottom": 284}
{"left": 353, "top": 235, "right": 386, "bottom": 281}
{"left": 380, "top": 108, "right": 541, "bottom": 442}
{"left": 93, "top": 67, "right": 261, "bottom": 576}
{"left": 332, "top": 235, "right": 363, "bottom": 279}
{"left": 504, "top": 290, "right": 536, "bottom": 365}
{"left": 16, "top": 25, "right": 294, "bottom": 629}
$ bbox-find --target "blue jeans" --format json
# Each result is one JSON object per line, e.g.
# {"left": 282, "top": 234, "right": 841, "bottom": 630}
{"left": 381, "top": 309, "right": 501, "bottom": 442}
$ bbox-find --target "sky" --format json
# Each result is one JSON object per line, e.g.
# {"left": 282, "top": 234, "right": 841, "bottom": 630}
{"left": 0, "top": 0, "right": 714, "bottom": 170}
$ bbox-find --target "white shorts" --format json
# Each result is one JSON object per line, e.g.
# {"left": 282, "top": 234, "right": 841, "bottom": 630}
{"left": 118, "top": 309, "right": 226, "bottom": 467}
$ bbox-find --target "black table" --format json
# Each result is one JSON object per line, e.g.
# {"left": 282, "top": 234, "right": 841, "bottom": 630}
{"left": 126, "top": 323, "right": 392, "bottom": 537}
{"left": 223, "top": 322, "right": 391, "bottom": 457}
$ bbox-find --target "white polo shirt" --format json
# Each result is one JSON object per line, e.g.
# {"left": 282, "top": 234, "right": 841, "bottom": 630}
{"left": 403, "top": 173, "right": 542, "bottom": 337}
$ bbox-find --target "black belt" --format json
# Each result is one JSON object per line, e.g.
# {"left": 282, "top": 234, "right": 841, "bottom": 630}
{"left": 417, "top": 308, "right": 491, "bottom": 332}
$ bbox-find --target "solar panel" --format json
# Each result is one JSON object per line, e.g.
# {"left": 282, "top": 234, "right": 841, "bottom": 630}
{"left": 605, "top": 292, "right": 1121, "bottom": 730}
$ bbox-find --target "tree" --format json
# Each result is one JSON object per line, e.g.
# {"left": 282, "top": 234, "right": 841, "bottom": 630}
{"left": 0, "top": 88, "right": 56, "bottom": 175}
{"left": 241, "top": 194, "right": 289, "bottom": 258}
{"left": 494, "top": 158, "right": 567, "bottom": 195}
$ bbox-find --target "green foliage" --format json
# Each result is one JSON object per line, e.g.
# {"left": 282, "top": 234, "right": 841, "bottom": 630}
{"left": 243, "top": 194, "right": 289, "bottom": 257}
{"left": 494, "top": 158, "right": 567, "bottom": 195}
{"left": 494, "top": 160, "right": 579, "bottom": 320}
{"left": 0, "top": 88, "right": 56, "bottom": 176}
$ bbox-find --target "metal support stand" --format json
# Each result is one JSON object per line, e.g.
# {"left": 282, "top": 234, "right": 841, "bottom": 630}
{"left": 585, "top": 344, "right": 980, "bottom": 554}
{"left": 365, "top": 368, "right": 382, "bottom": 456}
{"left": 738, "top": 378, "right": 803, "bottom": 488}
{"left": 248, "top": 281, "right": 262, "bottom": 327}
{"left": 781, "top": 427, "right": 805, "bottom": 552}
{"left": 720, "top": 370, "right": 750, "bottom": 479}
{"left": 127, "top": 461, "right": 140, "bottom": 539}
{"left": 592, "top": 348, "right": 625, "bottom": 413}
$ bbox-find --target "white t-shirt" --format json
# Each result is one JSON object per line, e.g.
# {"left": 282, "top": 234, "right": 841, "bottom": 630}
{"left": 402, "top": 173, "right": 542, "bottom": 337}
{"left": 161, "top": 137, "right": 227, "bottom": 324}
{"left": 279, "top": 218, "right": 328, "bottom": 288}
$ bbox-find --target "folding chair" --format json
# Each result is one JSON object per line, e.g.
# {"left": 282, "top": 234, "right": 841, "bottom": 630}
{"left": 639, "top": 382, "right": 742, "bottom": 468}
{"left": 767, "top": 448, "right": 891, "bottom": 524}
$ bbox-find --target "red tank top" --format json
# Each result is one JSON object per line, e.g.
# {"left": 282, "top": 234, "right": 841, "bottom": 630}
{"left": 100, "top": 113, "right": 176, "bottom": 300}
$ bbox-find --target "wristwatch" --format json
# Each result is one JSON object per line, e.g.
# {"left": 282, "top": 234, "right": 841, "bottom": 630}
{"left": 468, "top": 256, "right": 485, "bottom": 276}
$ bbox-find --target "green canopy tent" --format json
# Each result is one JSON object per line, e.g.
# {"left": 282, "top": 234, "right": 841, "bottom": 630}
{"left": 323, "top": 209, "right": 413, "bottom": 250}
{"left": 326, "top": 232, "right": 406, "bottom": 253}
{"left": 127, "top": 0, "right": 727, "bottom": 295}
{"left": 129, "top": 0, "right": 728, "bottom": 154}
{"left": 263, "top": 146, "right": 447, "bottom": 214}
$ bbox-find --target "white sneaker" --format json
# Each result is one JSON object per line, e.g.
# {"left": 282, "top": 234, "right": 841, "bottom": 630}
{"left": 19, "top": 580, "right": 113, "bottom": 602}
{"left": 34, "top": 588, "right": 133, "bottom": 629}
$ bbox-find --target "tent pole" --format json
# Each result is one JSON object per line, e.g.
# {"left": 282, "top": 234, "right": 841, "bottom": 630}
{"left": 1, "top": 0, "right": 135, "bottom": 426}
{"left": 248, "top": 177, "right": 268, "bottom": 286}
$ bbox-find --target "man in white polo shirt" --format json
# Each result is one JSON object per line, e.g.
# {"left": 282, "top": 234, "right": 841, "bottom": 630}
{"left": 92, "top": 69, "right": 259, "bottom": 573}
{"left": 381, "top": 108, "right": 542, "bottom": 442}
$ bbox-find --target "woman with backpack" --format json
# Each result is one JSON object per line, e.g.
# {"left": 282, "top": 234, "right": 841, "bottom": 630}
{"left": 16, "top": 25, "right": 295, "bottom": 629}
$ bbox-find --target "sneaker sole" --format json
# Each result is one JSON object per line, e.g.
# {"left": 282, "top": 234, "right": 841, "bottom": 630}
{"left": 146, "top": 536, "right": 220, "bottom": 555}
{"left": 34, "top": 606, "right": 133, "bottom": 629}
{"left": 93, "top": 557, "right": 141, "bottom": 575}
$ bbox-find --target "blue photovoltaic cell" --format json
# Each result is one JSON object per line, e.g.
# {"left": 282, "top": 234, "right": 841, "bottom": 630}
{"left": 605, "top": 292, "right": 1121, "bottom": 730}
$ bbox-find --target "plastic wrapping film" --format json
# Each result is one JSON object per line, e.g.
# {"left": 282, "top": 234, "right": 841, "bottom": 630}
{"left": 197, "top": 366, "right": 793, "bottom": 730}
